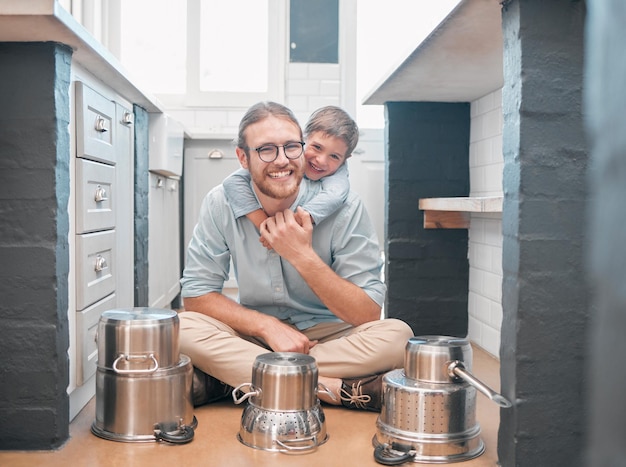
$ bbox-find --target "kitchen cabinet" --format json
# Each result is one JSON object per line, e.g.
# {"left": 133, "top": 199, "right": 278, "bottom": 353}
{"left": 69, "top": 74, "right": 135, "bottom": 417}
{"left": 0, "top": 2, "right": 163, "bottom": 445}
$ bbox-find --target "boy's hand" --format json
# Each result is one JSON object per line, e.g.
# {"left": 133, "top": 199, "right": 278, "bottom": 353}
{"left": 259, "top": 207, "right": 314, "bottom": 263}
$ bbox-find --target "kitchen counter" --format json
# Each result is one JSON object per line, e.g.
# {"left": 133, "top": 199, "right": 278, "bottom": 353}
{"left": 0, "top": 0, "right": 162, "bottom": 112}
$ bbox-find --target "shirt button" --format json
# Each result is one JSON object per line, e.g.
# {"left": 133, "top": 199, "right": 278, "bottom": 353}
{"left": 275, "top": 287, "right": 281, "bottom": 292}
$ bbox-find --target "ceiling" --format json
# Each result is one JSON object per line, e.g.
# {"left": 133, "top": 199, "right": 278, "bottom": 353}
{"left": 363, "top": 0, "right": 503, "bottom": 105}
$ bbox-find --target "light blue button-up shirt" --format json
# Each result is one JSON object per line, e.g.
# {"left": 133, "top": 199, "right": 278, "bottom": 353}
{"left": 181, "top": 178, "right": 386, "bottom": 330}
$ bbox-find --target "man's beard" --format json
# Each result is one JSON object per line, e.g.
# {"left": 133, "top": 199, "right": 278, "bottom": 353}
{"left": 251, "top": 164, "right": 304, "bottom": 200}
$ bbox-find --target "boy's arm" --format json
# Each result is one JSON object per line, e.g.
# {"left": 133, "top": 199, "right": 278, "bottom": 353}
{"left": 222, "top": 168, "right": 267, "bottom": 228}
{"left": 303, "top": 163, "right": 350, "bottom": 224}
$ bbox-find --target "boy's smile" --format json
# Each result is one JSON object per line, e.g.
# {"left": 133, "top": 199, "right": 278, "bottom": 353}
{"left": 304, "top": 132, "right": 349, "bottom": 181}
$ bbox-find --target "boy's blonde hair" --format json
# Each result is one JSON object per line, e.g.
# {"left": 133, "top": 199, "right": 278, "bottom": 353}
{"left": 304, "top": 106, "right": 359, "bottom": 158}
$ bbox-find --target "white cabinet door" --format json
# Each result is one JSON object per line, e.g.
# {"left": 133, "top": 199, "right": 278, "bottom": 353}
{"left": 114, "top": 102, "right": 134, "bottom": 308}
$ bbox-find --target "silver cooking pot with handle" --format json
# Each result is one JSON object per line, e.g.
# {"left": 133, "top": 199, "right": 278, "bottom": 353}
{"left": 232, "top": 352, "right": 335, "bottom": 453}
{"left": 96, "top": 307, "right": 180, "bottom": 371}
{"left": 373, "top": 336, "right": 511, "bottom": 465}
{"left": 91, "top": 308, "right": 196, "bottom": 444}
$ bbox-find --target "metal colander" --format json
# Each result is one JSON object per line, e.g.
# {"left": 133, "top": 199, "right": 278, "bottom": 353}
{"left": 237, "top": 402, "right": 328, "bottom": 452}
{"left": 373, "top": 369, "right": 484, "bottom": 463}
{"left": 372, "top": 336, "right": 511, "bottom": 464}
{"left": 233, "top": 352, "right": 331, "bottom": 453}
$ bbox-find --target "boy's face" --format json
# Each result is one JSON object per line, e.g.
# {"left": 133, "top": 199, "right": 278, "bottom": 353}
{"left": 303, "top": 132, "right": 349, "bottom": 181}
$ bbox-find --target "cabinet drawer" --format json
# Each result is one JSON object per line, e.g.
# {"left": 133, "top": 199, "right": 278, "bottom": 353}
{"left": 76, "top": 230, "right": 116, "bottom": 310}
{"left": 75, "top": 82, "right": 116, "bottom": 165}
{"left": 75, "top": 158, "right": 115, "bottom": 233}
{"left": 75, "top": 293, "right": 116, "bottom": 386}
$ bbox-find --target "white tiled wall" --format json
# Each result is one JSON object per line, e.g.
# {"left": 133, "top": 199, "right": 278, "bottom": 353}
{"left": 285, "top": 63, "right": 342, "bottom": 125}
{"left": 467, "top": 89, "right": 504, "bottom": 358}
{"left": 166, "top": 63, "right": 343, "bottom": 139}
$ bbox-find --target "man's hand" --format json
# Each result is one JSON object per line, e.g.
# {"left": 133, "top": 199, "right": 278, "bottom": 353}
{"left": 261, "top": 316, "right": 318, "bottom": 354}
{"left": 259, "top": 207, "right": 314, "bottom": 264}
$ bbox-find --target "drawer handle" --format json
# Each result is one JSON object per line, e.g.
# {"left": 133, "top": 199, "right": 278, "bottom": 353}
{"left": 94, "top": 185, "right": 108, "bottom": 202}
{"left": 94, "top": 115, "right": 108, "bottom": 133}
{"left": 122, "top": 111, "right": 133, "bottom": 125}
{"left": 94, "top": 254, "right": 108, "bottom": 272}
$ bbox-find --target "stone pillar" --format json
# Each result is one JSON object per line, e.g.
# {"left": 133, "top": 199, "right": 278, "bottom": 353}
{"left": 0, "top": 42, "right": 72, "bottom": 449}
{"left": 133, "top": 105, "right": 149, "bottom": 307}
{"left": 584, "top": 0, "right": 626, "bottom": 465}
{"left": 499, "top": 1, "right": 588, "bottom": 465}
{"left": 385, "top": 102, "right": 470, "bottom": 336}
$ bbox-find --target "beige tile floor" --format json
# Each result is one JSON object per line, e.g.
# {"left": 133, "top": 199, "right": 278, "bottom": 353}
{"left": 0, "top": 345, "right": 502, "bottom": 467}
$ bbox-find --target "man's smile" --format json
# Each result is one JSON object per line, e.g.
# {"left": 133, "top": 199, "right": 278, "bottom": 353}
{"left": 268, "top": 169, "right": 293, "bottom": 179}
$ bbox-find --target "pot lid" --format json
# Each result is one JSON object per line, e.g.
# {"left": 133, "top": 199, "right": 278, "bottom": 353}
{"left": 100, "top": 307, "right": 178, "bottom": 324}
{"left": 254, "top": 352, "right": 317, "bottom": 369}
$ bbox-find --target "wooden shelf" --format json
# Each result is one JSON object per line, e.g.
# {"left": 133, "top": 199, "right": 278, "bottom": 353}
{"left": 419, "top": 196, "right": 503, "bottom": 229}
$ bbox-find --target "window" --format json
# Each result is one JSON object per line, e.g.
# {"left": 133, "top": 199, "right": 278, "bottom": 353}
{"left": 118, "top": 0, "right": 187, "bottom": 95}
{"left": 290, "top": 0, "right": 338, "bottom": 64}
{"left": 114, "top": 0, "right": 285, "bottom": 108}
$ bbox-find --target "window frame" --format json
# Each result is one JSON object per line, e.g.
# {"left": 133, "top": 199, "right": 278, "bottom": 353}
{"left": 184, "top": 0, "right": 286, "bottom": 108}
{"left": 106, "top": 0, "right": 286, "bottom": 109}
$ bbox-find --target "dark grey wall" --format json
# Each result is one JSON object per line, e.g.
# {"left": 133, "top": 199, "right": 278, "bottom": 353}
{"left": 499, "top": 1, "right": 589, "bottom": 465}
{"left": 384, "top": 102, "right": 470, "bottom": 336}
{"left": 133, "top": 105, "right": 149, "bottom": 307}
{"left": 584, "top": 0, "right": 626, "bottom": 464}
{"left": 0, "top": 42, "right": 72, "bottom": 449}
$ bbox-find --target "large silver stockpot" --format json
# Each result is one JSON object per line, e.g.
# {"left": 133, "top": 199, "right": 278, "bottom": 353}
{"left": 92, "top": 354, "right": 196, "bottom": 443}
{"left": 91, "top": 308, "right": 196, "bottom": 444}
{"left": 96, "top": 308, "right": 180, "bottom": 371}
{"left": 233, "top": 352, "right": 333, "bottom": 453}
{"left": 373, "top": 336, "right": 511, "bottom": 464}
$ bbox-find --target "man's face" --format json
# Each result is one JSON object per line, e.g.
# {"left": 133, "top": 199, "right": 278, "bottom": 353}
{"left": 237, "top": 115, "right": 305, "bottom": 200}
{"left": 303, "top": 131, "right": 349, "bottom": 181}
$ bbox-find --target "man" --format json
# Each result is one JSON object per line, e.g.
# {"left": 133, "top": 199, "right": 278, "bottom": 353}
{"left": 179, "top": 101, "right": 413, "bottom": 411}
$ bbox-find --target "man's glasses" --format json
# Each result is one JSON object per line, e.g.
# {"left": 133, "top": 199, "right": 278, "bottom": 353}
{"left": 247, "top": 142, "right": 305, "bottom": 163}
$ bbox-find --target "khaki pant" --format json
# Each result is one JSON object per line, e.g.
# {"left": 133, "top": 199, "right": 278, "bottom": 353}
{"left": 178, "top": 311, "right": 414, "bottom": 387}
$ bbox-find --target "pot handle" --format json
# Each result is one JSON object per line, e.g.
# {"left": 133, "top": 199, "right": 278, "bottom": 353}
{"left": 317, "top": 382, "right": 337, "bottom": 402}
{"left": 373, "top": 444, "right": 416, "bottom": 465}
{"left": 276, "top": 435, "right": 318, "bottom": 452}
{"left": 448, "top": 361, "right": 512, "bottom": 408}
{"left": 154, "top": 416, "right": 196, "bottom": 444}
{"left": 112, "top": 353, "right": 159, "bottom": 374}
{"left": 231, "top": 383, "right": 261, "bottom": 404}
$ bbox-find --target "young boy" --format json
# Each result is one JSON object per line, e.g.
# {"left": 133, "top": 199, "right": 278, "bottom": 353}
{"left": 223, "top": 105, "right": 359, "bottom": 231}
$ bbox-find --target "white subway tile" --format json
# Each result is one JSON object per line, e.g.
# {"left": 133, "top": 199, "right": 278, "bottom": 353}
{"left": 481, "top": 110, "right": 499, "bottom": 140}
{"left": 482, "top": 270, "right": 502, "bottom": 302}
{"left": 484, "top": 219, "right": 503, "bottom": 247}
{"left": 307, "top": 63, "right": 340, "bottom": 80}
{"left": 470, "top": 116, "right": 483, "bottom": 143}
{"left": 288, "top": 79, "right": 321, "bottom": 96}
{"left": 319, "top": 80, "right": 341, "bottom": 96}
{"left": 287, "top": 63, "right": 309, "bottom": 79}
{"left": 309, "top": 95, "right": 341, "bottom": 110}
{"left": 492, "top": 136, "right": 503, "bottom": 163}
{"left": 490, "top": 300, "right": 503, "bottom": 330}
{"left": 286, "top": 95, "right": 309, "bottom": 113}
{"left": 468, "top": 316, "right": 482, "bottom": 344}
{"left": 468, "top": 266, "right": 483, "bottom": 294}
{"left": 481, "top": 325, "right": 501, "bottom": 358}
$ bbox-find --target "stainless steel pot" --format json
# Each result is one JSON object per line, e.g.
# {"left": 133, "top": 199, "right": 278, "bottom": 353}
{"left": 92, "top": 354, "right": 196, "bottom": 443}
{"left": 233, "top": 352, "right": 333, "bottom": 452}
{"left": 373, "top": 336, "right": 511, "bottom": 464}
{"left": 96, "top": 308, "right": 180, "bottom": 370}
{"left": 91, "top": 308, "right": 196, "bottom": 444}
